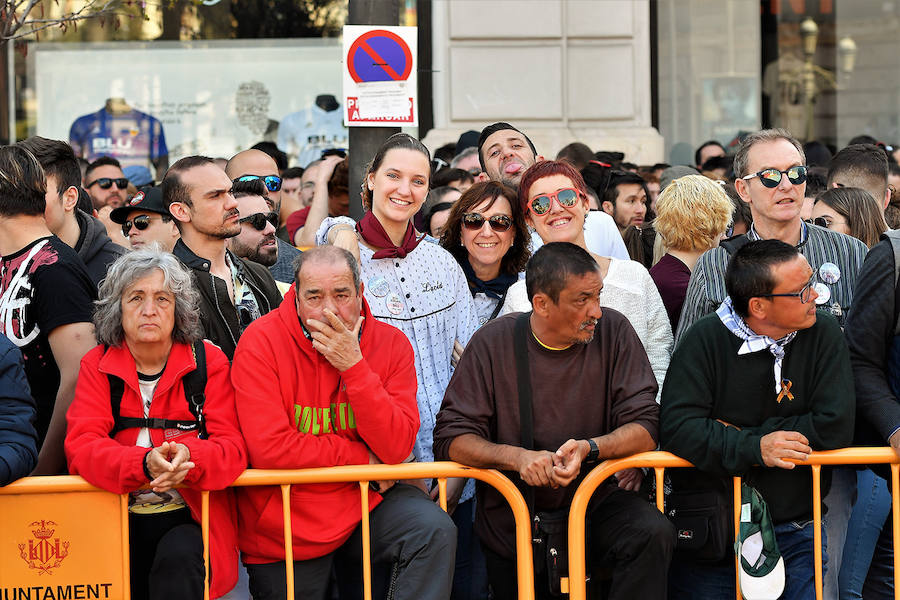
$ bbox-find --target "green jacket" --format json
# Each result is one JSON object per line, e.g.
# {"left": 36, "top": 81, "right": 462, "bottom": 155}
{"left": 660, "top": 310, "right": 855, "bottom": 523}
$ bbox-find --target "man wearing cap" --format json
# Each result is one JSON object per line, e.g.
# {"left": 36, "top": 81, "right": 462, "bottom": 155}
{"left": 661, "top": 239, "right": 854, "bottom": 599}
{"left": 110, "top": 186, "right": 180, "bottom": 252}
{"left": 17, "top": 136, "right": 126, "bottom": 288}
{"left": 225, "top": 149, "right": 302, "bottom": 284}
{"left": 163, "top": 155, "right": 282, "bottom": 360}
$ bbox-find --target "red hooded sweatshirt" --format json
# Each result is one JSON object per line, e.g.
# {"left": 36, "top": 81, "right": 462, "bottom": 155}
{"left": 231, "top": 287, "right": 418, "bottom": 563}
{"left": 65, "top": 341, "right": 247, "bottom": 598}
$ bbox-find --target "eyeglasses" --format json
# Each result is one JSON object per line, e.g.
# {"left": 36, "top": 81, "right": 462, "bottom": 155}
{"left": 528, "top": 188, "right": 580, "bottom": 215}
{"left": 234, "top": 174, "right": 282, "bottom": 193}
{"left": 122, "top": 214, "right": 158, "bottom": 237}
{"left": 87, "top": 177, "right": 129, "bottom": 190}
{"left": 239, "top": 211, "right": 279, "bottom": 231}
{"left": 757, "top": 273, "right": 818, "bottom": 304}
{"left": 740, "top": 165, "right": 808, "bottom": 189}
{"left": 461, "top": 212, "right": 513, "bottom": 232}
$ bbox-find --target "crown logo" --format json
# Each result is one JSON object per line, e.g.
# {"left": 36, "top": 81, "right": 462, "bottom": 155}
{"left": 31, "top": 520, "right": 55, "bottom": 539}
{"left": 19, "top": 519, "right": 69, "bottom": 574}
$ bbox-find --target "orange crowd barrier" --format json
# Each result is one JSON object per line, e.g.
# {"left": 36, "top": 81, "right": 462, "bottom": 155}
{"left": 565, "top": 448, "right": 900, "bottom": 600}
{"left": 0, "top": 462, "right": 533, "bottom": 600}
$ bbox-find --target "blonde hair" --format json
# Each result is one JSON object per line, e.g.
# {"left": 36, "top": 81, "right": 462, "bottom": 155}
{"left": 654, "top": 175, "right": 733, "bottom": 253}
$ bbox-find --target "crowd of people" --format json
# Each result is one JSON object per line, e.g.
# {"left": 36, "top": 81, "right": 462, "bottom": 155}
{"left": 0, "top": 120, "right": 898, "bottom": 600}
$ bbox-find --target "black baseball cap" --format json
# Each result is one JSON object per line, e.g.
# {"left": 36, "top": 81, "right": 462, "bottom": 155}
{"left": 110, "top": 186, "right": 169, "bottom": 224}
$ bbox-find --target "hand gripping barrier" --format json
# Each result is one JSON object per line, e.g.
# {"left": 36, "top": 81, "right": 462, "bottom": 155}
{"left": 565, "top": 448, "right": 900, "bottom": 600}
{"left": 0, "top": 462, "right": 534, "bottom": 600}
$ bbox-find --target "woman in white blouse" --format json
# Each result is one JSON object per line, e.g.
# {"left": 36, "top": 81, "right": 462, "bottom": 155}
{"left": 501, "top": 160, "right": 673, "bottom": 406}
{"left": 438, "top": 180, "right": 531, "bottom": 326}
{"left": 316, "top": 133, "right": 485, "bottom": 597}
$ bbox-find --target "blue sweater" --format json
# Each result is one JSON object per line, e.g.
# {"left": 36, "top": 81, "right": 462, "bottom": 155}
{"left": 0, "top": 333, "right": 38, "bottom": 485}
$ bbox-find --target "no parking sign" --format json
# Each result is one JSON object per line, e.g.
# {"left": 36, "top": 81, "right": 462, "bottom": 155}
{"left": 342, "top": 25, "right": 417, "bottom": 126}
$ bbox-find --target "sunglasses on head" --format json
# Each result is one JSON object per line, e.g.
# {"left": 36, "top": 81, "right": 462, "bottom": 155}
{"left": 235, "top": 174, "right": 282, "bottom": 193}
{"left": 122, "top": 214, "right": 158, "bottom": 237}
{"left": 741, "top": 165, "right": 808, "bottom": 189}
{"left": 239, "top": 211, "right": 279, "bottom": 231}
{"left": 528, "top": 188, "right": 580, "bottom": 215}
{"left": 88, "top": 177, "right": 129, "bottom": 190}
{"left": 462, "top": 212, "right": 513, "bottom": 232}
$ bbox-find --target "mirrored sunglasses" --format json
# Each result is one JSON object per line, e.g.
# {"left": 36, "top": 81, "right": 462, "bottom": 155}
{"left": 461, "top": 212, "right": 513, "bottom": 232}
{"left": 529, "top": 188, "right": 580, "bottom": 215}
{"left": 235, "top": 174, "right": 282, "bottom": 193}
{"left": 741, "top": 165, "right": 808, "bottom": 189}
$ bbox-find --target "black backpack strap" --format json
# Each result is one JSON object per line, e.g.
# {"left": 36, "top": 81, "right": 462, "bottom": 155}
{"left": 514, "top": 313, "right": 534, "bottom": 451}
{"left": 182, "top": 340, "right": 208, "bottom": 439}
{"left": 719, "top": 233, "right": 750, "bottom": 255}
{"left": 107, "top": 341, "right": 209, "bottom": 439}
{"left": 513, "top": 312, "right": 536, "bottom": 515}
{"left": 108, "top": 367, "right": 127, "bottom": 437}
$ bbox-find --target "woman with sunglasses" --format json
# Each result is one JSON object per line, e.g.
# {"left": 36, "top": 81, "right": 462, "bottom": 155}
{"left": 501, "top": 160, "right": 673, "bottom": 408}
{"left": 439, "top": 181, "right": 531, "bottom": 325}
{"left": 811, "top": 187, "right": 887, "bottom": 249}
{"left": 316, "top": 134, "right": 481, "bottom": 592}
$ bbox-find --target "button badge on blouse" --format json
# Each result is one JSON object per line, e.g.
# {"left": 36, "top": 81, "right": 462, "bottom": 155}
{"left": 368, "top": 276, "right": 390, "bottom": 298}
{"left": 386, "top": 292, "right": 405, "bottom": 315}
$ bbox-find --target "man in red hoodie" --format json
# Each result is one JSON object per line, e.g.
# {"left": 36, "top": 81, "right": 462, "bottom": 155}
{"left": 231, "top": 246, "right": 456, "bottom": 600}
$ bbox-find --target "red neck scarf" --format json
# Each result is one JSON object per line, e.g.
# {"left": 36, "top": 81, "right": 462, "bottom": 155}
{"left": 355, "top": 211, "right": 424, "bottom": 259}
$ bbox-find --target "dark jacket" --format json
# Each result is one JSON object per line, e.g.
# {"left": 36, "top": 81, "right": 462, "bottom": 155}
{"left": 173, "top": 239, "right": 282, "bottom": 360}
{"left": 0, "top": 333, "right": 38, "bottom": 485}
{"left": 74, "top": 209, "right": 127, "bottom": 288}
{"left": 269, "top": 237, "right": 302, "bottom": 284}
{"left": 844, "top": 237, "right": 900, "bottom": 445}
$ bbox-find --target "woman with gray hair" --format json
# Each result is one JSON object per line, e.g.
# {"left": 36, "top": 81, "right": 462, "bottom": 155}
{"left": 65, "top": 248, "right": 247, "bottom": 600}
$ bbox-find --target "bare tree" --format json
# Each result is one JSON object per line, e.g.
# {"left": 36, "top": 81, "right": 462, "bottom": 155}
{"left": 0, "top": 0, "right": 126, "bottom": 46}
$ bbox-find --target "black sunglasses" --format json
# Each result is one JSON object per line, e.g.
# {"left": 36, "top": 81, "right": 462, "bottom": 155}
{"left": 805, "top": 216, "right": 829, "bottom": 228}
{"left": 239, "top": 211, "right": 279, "bottom": 231}
{"left": 740, "top": 165, "right": 808, "bottom": 189}
{"left": 88, "top": 177, "right": 129, "bottom": 190}
{"left": 235, "top": 174, "right": 282, "bottom": 193}
{"left": 461, "top": 212, "right": 513, "bottom": 232}
{"left": 122, "top": 214, "right": 158, "bottom": 236}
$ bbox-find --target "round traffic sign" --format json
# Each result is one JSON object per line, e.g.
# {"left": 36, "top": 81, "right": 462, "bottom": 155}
{"left": 347, "top": 29, "right": 413, "bottom": 83}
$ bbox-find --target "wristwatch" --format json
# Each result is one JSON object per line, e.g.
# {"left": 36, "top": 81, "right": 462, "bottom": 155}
{"left": 585, "top": 438, "right": 599, "bottom": 463}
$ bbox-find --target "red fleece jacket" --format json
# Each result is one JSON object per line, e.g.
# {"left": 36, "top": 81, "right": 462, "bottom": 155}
{"left": 231, "top": 288, "right": 418, "bottom": 563}
{"left": 65, "top": 341, "right": 247, "bottom": 599}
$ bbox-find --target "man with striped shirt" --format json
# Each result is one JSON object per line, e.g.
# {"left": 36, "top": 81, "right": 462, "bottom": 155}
{"left": 676, "top": 128, "right": 867, "bottom": 343}
{"left": 673, "top": 128, "right": 867, "bottom": 600}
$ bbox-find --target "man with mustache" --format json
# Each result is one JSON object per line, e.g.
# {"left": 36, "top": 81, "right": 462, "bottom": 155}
{"left": 164, "top": 156, "right": 282, "bottom": 360}
{"left": 434, "top": 242, "right": 674, "bottom": 600}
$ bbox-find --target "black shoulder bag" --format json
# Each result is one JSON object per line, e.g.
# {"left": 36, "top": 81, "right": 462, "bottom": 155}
{"left": 514, "top": 312, "right": 588, "bottom": 596}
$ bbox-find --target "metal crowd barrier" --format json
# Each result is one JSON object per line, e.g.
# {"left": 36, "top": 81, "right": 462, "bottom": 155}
{"left": 565, "top": 448, "right": 900, "bottom": 600}
{"left": 0, "top": 462, "right": 534, "bottom": 600}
